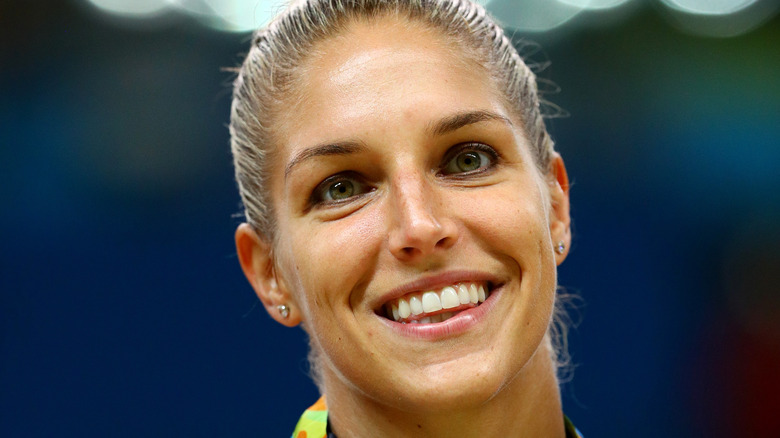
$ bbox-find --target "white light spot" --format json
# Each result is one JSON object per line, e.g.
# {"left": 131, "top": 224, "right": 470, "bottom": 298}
{"left": 87, "top": 0, "right": 170, "bottom": 16}
{"left": 173, "top": 0, "right": 283, "bottom": 32}
{"left": 556, "top": 0, "right": 634, "bottom": 10}
{"left": 661, "top": 0, "right": 757, "bottom": 15}
{"left": 487, "top": 0, "right": 586, "bottom": 32}
{"left": 662, "top": 0, "right": 779, "bottom": 37}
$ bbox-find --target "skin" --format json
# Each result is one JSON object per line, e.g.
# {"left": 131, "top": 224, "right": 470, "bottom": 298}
{"left": 235, "top": 15, "right": 571, "bottom": 438}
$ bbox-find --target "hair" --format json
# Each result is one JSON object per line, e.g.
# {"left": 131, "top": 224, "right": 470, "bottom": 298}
{"left": 229, "top": 0, "right": 570, "bottom": 387}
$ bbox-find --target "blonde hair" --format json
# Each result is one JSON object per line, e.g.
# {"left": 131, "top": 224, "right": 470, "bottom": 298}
{"left": 229, "top": 0, "right": 570, "bottom": 386}
{"left": 230, "top": 0, "right": 557, "bottom": 238}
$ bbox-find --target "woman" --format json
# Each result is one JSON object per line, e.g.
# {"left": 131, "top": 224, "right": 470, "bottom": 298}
{"left": 230, "top": 0, "right": 579, "bottom": 436}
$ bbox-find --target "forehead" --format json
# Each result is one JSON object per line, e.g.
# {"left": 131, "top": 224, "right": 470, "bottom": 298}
{"left": 273, "top": 15, "right": 510, "bottom": 168}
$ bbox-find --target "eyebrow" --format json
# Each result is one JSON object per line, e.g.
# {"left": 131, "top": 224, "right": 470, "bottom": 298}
{"left": 285, "top": 141, "right": 367, "bottom": 179}
{"left": 284, "top": 110, "right": 512, "bottom": 179}
{"left": 428, "top": 110, "right": 513, "bottom": 137}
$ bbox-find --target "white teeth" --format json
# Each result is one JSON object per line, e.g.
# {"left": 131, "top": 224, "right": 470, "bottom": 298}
{"left": 457, "top": 284, "right": 470, "bottom": 305}
{"left": 409, "top": 295, "right": 423, "bottom": 315}
{"left": 422, "top": 291, "right": 443, "bottom": 313}
{"left": 385, "top": 282, "right": 491, "bottom": 323}
{"left": 440, "top": 287, "right": 459, "bottom": 309}
{"left": 468, "top": 284, "right": 479, "bottom": 303}
{"left": 423, "top": 291, "right": 441, "bottom": 313}
{"left": 398, "top": 299, "right": 411, "bottom": 319}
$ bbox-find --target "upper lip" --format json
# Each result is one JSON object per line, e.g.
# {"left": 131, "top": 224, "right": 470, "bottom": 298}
{"left": 371, "top": 270, "right": 501, "bottom": 312}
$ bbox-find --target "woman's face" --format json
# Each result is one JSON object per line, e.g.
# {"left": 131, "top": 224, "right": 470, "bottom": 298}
{"left": 262, "top": 17, "right": 570, "bottom": 410}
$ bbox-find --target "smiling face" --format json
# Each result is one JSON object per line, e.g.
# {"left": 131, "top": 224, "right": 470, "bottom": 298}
{"left": 238, "top": 15, "right": 571, "bottom": 417}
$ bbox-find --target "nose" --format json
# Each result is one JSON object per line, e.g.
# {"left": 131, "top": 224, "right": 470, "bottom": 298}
{"left": 387, "top": 172, "right": 458, "bottom": 262}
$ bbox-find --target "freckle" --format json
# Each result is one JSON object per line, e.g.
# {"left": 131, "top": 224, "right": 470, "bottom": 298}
{"left": 417, "top": 424, "right": 422, "bottom": 429}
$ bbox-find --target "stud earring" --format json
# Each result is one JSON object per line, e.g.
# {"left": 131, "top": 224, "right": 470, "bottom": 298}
{"left": 555, "top": 241, "right": 566, "bottom": 255}
{"left": 277, "top": 304, "right": 290, "bottom": 319}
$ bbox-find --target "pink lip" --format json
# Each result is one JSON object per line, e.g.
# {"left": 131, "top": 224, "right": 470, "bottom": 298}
{"left": 371, "top": 270, "right": 501, "bottom": 312}
{"left": 377, "top": 283, "right": 502, "bottom": 340}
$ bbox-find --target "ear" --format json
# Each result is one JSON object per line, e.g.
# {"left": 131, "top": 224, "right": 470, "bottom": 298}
{"left": 547, "top": 153, "right": 571, "bottom": 266}
{"left": 235, "top": 223, "right": 302, "bottom": 327}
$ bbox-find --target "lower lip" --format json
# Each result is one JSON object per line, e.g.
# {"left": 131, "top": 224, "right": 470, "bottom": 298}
{"left": 377, "top": 285, "right": 502, "bottom": 340}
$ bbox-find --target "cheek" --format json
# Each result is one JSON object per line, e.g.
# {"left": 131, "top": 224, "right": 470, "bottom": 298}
{"left": 462, "top": 183, "right": 551, "bottom": 254}
{"left": 279, "top": 209, "right": 385, "bottom": 313}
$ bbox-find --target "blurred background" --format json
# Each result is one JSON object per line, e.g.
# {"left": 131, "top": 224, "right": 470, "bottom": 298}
{"left": 1, "top": 0, "right": 778, "bottom": 436}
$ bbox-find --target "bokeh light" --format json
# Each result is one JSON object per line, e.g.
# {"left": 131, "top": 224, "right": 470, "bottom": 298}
{"left": 661, "top": 0, "right": 757, "bottom": 15}
{"left": 661, "top": 0, "right": 780, "bottom": 37}
{"left": 173, "top": 0, "right": 284, "bottom": 32}
{"left": 87, "top": 0, "right": 171, "bottom": 17}
{"left": 81, "top": 0, "right": 780, "bottom": 37}
{"left": 557, "top": 0, "right": 633, "bottom": 10}
{"left": 487, "top": 0, "right": 585, "bottom": 32}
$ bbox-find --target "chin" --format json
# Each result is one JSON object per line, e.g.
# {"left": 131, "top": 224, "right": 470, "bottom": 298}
{"left": 368, "top": 346, "right": 544, "bottom": 415}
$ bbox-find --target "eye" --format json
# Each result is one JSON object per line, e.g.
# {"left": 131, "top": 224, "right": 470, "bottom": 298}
{"left": 440, "top": 143, "right": 497, "bottom": 175}
{"left": 328, "top": 180, "right": 355, "bottom": 200}
{"left": 311, "top": 173, "right": 373, "bottom": 206}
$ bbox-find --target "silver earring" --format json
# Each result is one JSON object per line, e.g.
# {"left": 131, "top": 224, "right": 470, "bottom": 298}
{"left": 555, "top": 241, "right": 566, "bottom": 254}
{"left": 277, "top": 304, "right": 289, "bottom": 319}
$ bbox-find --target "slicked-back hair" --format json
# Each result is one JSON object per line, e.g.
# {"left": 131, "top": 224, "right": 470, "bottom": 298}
{"left": 230, "top": 0, "right": 556, "bottom": 238}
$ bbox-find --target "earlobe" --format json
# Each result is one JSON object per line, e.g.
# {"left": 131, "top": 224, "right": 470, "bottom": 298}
{"left": 235, "top": 223, "right": 302, "bottom": 327}
{"left": 548, "top": 153, "right": 571, "bottom": 266}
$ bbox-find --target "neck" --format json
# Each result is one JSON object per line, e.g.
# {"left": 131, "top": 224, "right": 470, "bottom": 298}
{"left": 323, "top": 344, "right": 565, "bottom": 438}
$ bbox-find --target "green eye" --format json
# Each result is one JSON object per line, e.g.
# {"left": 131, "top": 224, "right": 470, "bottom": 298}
{"left": 456, "top": 152, "right": 482, "bottom": 172}
{"left": 312, "top": 173, "right": 372, "bottom": 206}
{"left": 327, "top": 180, "right": 354, "bottom": 201}
{"left": 442, "top": 146, "right": 495, "bottom": 175}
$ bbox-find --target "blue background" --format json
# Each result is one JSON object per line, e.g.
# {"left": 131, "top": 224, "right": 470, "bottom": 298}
{"left": 2, "top": 0, "right": 779, "bottom": 436}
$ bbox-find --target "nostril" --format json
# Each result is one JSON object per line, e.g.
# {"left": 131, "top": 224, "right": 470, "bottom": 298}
{"left": 435, "top": 234, "right": 454, "bottom": 249}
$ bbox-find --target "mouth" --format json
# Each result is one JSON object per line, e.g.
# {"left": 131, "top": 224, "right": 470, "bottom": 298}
{"left": 379, "top": 282, "right": 493, "bottom": 324}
